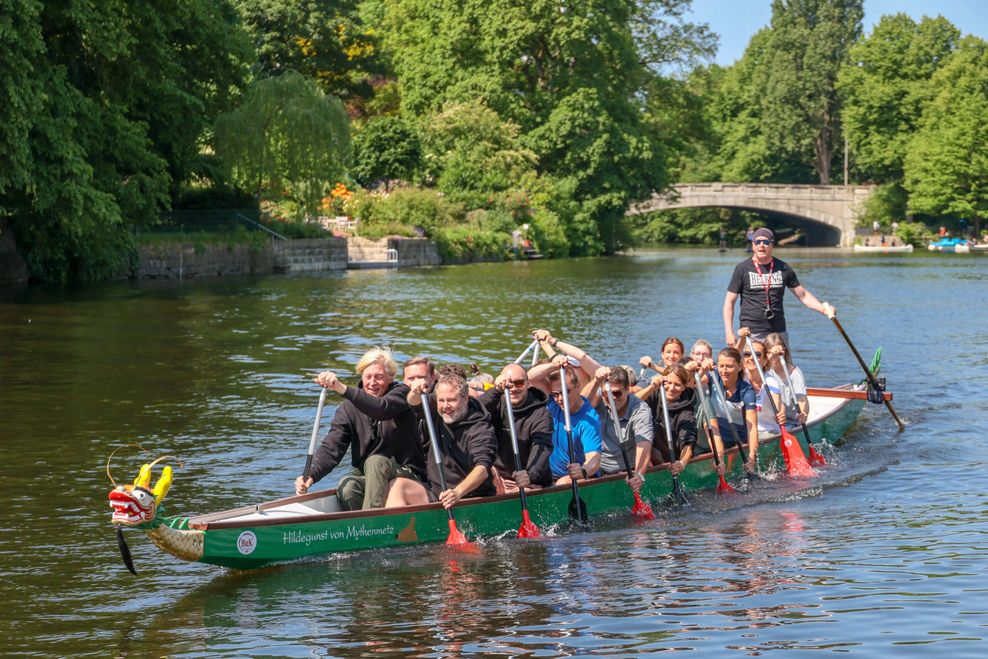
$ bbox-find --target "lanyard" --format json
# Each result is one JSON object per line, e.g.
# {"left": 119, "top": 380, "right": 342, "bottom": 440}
{"left": 753, "top": 257, "right": 774, "bottom": 311}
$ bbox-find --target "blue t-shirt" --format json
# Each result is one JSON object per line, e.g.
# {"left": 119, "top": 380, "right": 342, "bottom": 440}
{"left": 712, "top": 373, "right": 757, "bottom": 448}
{"left": 547, "top": 397, "right": 602, "bottom": 478}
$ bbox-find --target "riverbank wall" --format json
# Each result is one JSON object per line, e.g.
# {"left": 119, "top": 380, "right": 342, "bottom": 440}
{"left": 132, "top": 236, "right": 441, "bottom": 280}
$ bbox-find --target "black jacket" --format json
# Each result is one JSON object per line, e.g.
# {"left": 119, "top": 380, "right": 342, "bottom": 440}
{"left": 418, "top": 397, "right": 496, "bottom": 498}
{"left": 644, "top": 386, "right": 698, "bottom": 456}
{"left": 309, "top": 381, "right": 427, "bottom": 483}
{"left": 476, "top": 387, "right": 553, "bottom": 486}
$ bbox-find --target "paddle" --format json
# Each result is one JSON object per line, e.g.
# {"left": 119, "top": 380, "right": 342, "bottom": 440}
{"left": 655, "top": 377, "right": 689, "bottom": 505}
{"left": 301, "top": 386, "right": 329, "bottom": 485}
{"left": 514, "top": 339, "right": 538, "bottom": 365}
{"left": 558, "top": 364, "right": 589, "bottom": 526}
{"left": 708, "top": 366, "right": 761, "bottom": 481}
{"left": 830, "top": 317, "right": 905, "bottom": 431}
{"left": 504, "top": 389, "right": 541, "bottom": 538}
{"left": 805, "top": 387, "right": 893, "bottom": 401}
{"left": 601, "top": 386, "right": 656, "bottom": 520}
{"left": 744, "top": 336, "right": 816, "bottom": 478}
{"left": 420, "top": 391, "right": 476, "bottom": 549}
{"left": 778, "top": 355, "right": 826, "bottom": 466}
{"left": 693, "top": 372, "right": 736, "bottom": 494}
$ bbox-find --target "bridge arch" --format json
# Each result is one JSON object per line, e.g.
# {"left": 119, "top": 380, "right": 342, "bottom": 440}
{"left": 627, "top": 183, "right": 876, "bottom": 247}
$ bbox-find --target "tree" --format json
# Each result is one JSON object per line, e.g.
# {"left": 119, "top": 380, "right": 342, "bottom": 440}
{"left": 214, "top": 71, "right": 351, "bottom": 218}
{"left": 3, "top": 0, "right": 252, "bottom": 282}
{"left": 421, "top": 100, "right": 537, "bottom": 198}
{"left": 351, "top": 115, "right": 422, "bottom": 190}
{"left": 838, "top": 14, "right": 959, "bottom": 182}
{"left": 904, "top": 36, "right": 988, "bottom": 233}
{"left": 380, "top": 0, "right": 695, "bottom": 252}
{"left": 755, "top": 0, "right": 864, "bottom": 184}
{"left": 234, "top": 0, "right": 381, "bottom": 102}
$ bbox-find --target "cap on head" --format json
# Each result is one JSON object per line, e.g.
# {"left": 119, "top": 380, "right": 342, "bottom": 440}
{"left": 752, "top": 227, "right": 774, "bottom": 242}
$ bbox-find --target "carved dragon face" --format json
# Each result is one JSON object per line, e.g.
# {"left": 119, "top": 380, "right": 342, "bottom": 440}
{"left": 109, "top": 485, "right": 157, "bottom": 526}
{"left": 108, "top": 461, "right": 173, "bottom": 527}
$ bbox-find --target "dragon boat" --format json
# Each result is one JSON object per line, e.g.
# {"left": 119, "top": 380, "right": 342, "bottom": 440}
{"left": 108, "top": 369, "right": 888, "bottom": 571}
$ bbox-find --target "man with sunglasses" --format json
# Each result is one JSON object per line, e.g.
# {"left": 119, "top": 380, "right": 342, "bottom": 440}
{"left": 588, "top": 366, "right": 653, "bottom": 492}
{"left": 723, "top": 227, "right": 836, "bottom": 348}
{"left": 475, "top": 363, "right": 554, "bottom": 492}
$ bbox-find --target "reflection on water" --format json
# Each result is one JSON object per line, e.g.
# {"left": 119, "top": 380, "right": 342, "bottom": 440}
{"left": 2, "top": 250, "right": 987, "bottom": 656}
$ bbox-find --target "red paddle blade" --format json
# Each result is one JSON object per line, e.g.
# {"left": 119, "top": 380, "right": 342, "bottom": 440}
{"left": 517, "top": 510, "right": 541, "bottom": 539}
{"left": 780, "top": 429, "right": 816, "bottom": 478}
{"left": 808, "top": 444, "right": 827, "bottom": 466}
{"left": 716, "top": 474, "right": 737, "bottom": 494}
{"left": 632, "top": 492, "right": 656, "bottom": 521}
{"left": 445, "top": 519, "right": 479, "bottom": 552}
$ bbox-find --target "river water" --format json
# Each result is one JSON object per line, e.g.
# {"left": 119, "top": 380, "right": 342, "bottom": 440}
{"left": 1, "top": 248, "right": 986, "bottom": 657}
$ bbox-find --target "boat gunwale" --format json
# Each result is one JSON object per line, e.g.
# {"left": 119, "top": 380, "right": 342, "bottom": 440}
{"left": 187, "top": 385, "right": 859, "bottom": 532}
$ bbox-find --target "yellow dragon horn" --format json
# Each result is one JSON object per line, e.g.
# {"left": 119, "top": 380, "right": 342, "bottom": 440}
{"left": 152, "top": 466, "right": 173, "bottom": 504}
{"left": 134, "top": 464, "right": 152, "bottom": 489}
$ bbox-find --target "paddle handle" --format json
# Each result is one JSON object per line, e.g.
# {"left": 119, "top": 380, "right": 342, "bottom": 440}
{"left": 657, "top": 378, "right": 687, "bottom": 503}
{"left": 302, "top": 387, "right": 329, "bottom": 482}
{"left": 831, "top": 317, "right": 905, "bottom": 431}
{"left": 504, "top": 391, "right": 532, "bottom": 510}
{"left": 420, "top": 392, "right": 456, "bottom": 522}
{"left": 514, "top": 339, "right": 538, "bottom": 365}
{"left": 559, "top": 366, "right": 586, "bottom": 524}
{"left": 602, "top": 386, "right": 635, "bottom": 478}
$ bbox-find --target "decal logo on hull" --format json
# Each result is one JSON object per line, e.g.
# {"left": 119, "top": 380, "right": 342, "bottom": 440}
{"left": 237, "top": 530, "right": 258, "bottom": 555}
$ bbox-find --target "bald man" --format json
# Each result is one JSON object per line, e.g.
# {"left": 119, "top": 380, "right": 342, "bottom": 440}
{"left": 475, "top": 363, "right": 553, "bottom": 492}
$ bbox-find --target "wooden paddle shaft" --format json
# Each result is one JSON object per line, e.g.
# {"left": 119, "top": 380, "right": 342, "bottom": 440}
{"left": 807, "top": 387, "right": 893, "bottom": 401}
{"left": 831, "top": 317, "right": 905, "bottom": 431}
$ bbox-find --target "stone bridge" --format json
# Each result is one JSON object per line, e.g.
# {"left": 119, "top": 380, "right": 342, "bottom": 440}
{"left": 627, "top": 183, "right": 876, "bottom": 246}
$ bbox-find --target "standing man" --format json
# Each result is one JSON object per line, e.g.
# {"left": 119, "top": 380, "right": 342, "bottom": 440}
{"left": 723, "top": 227, "right": 836, "bottom": 347}
{"left": 295, "top": 348, "right": 427, "bottom": 509}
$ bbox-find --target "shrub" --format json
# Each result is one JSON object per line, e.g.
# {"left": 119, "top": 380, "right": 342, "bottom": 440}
{"left": 433, "top": 226, "right": 512, "bottom": 263}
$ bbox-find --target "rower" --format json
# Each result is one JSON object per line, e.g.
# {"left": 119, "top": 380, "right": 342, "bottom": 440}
{"left": 384, "top": 372, "right": 496, "bottom": 508}
{"left": 295, "top": 347, "right": 427, "bottom": 510}
{"left": 713, "top": 347, "right": 759, "bottom": 473}
{"left": 636, "top": 365, "right": 698, "bottom": 475}
{"left": 530, "top": 354, "right": 602, "bottom": 485}
{"left": 762, "top": 333, "right": 810, "bottom": 429}
{"left": 588, "top": 366, "right": 652, "bottom": 491}
{"left": 735, "top": 327, "right": 784, "bottom": 435}
{"left": 475, "top": 363, "right": 553, "bottom": 493}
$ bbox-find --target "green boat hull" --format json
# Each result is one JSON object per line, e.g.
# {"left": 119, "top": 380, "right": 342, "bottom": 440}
{"left": 142, "top": 393, "right": 865, "bottom": 569}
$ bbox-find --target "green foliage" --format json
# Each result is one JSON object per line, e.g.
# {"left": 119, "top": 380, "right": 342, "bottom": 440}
{"left": 528, "top": 207, "right": 570, "bottom": 258}
{"left": 4, "top": 0, "right": 251, "bottom": 282}
{"left": 422, "top": 100, "right": 538, "bottom": 197}
{"left": 349, "top": 187, "right": 465, "bottom": 237}
{"left": 756, "top": 0, "right": 864, "bottom": 184}
{"left": 855, "top": 183, "right": 907, "bottom": 230}
{"left": 233, "top": 0, "right": 381, "bottom": 101}
{"left": 838, "top": 14, "right": 959, "bottom": 182}
{"left": 904, "top": 37, "right": 988, "bottom": 224}
{"left": 629, "top": 208, "right": 728, "bottom": 245}
{"left": 433, "top": 225, "right": 512, "bottom": 263}
{"left": 351, "top": 115, "right": 422, "bottom": 188}
{"left": 892, "top": 220, "right": 931, "bottom": 247}
{"left": 214, "top": 71, "right": 352, "bottom": 218}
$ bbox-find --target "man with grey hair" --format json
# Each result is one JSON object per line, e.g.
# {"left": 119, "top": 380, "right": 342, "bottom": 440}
{"left": 295, "top": 347, "right": 427, "bottom": 510}
{"left": 723, "top": 226, "right": 836, "bottom": 347}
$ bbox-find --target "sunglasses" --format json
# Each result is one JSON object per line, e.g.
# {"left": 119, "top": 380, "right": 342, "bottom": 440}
{"left": 504, "top": 378, "right": 527, "bottom": 389}
{"left": 753, "top": 239, "right": 774, "bottom": 246}
{"left": 608, "top": 389, "right": 625, "bottom": 398}
{"left": 743, "top": 350, "right": 763, "bottom": 358}
{"left": 549, "top": 390, "right": 564, "bottom": 399}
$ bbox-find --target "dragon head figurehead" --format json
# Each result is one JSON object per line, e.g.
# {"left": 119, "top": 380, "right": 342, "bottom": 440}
{"left": 108, "top": 454, "right": 175, "bottom": 528}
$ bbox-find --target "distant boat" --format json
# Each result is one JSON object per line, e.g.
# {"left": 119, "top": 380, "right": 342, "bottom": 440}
{"left": 853, "top": 243, "right": 913, "bottom": 253}
{"left": 928, "top": 237, "right": 974, "bottom": 253}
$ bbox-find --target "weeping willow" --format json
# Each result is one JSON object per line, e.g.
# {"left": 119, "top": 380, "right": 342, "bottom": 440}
{"left": 215, "top": 70, "right": 351, "bottom": 218}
